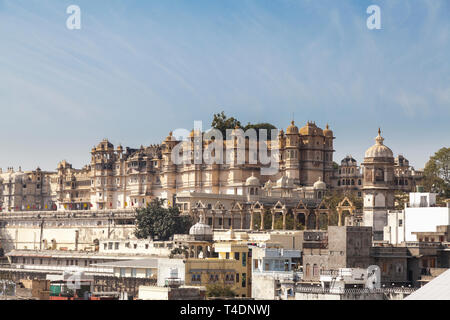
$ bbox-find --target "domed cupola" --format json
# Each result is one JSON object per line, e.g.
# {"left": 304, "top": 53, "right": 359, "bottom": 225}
{"left": 313, "top": 176, "right": 326, "bottom": 190}
{"left": 286, "top": 121, "right": 299, "bottom": 135}
{"left": 323, "top": 124, "right": 333, "bottom": 138}
{"left": 246, "top": 172, "right": 260, "bottom": 186}
{"left": 189, "top": 213, "right": 213, "bottom": 241}
{"left": 364, "top": 128, "right": 394, "bottom": 159}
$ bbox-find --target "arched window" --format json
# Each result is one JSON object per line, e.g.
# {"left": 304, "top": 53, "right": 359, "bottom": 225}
{"left": 358, "top": 179, "right": 361, "bottom": 185}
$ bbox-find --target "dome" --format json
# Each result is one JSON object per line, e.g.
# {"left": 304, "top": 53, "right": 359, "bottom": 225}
{"left": 164, "top": 131, "right": 174, "bottom": 142}
{"left": 323, "top": 124, "right": 333, "bottom": 137}
{"left": 189, "top": 214, "right": 213, "bottom": 239}
{"left": 364, "top": 129, "right": 394, "bottom": 158}
{"left": 313, "top": 177, "right": 326, "bottom": 190}
{"left": 341, "top": 155, "right": 357, "bottom": 165}
{"left": 286, "top": 121, "right": 299, "bottom": 135}
{"left": 246, "top": 173, "right": 260, "bottom": 186}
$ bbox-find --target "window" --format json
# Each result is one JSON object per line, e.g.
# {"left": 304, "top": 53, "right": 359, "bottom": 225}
{"left": 236, "top": 273, "right": 239, "bottom": 283}
{"left": 234, "top": 252, "right": 240, "bottom": 261}
{"left": 399, "top": 219, "right": 403, "bottom": 227}
{"left": 146, "top": 269, "right": 153, "bottom": 278}
{"left": 115, "top": 242, "right": 119, "bottom": 250}
{"left": 131, "top": 268, "right": 137, "bottom": 277}
{"left": 242, "top": 273, "right": 246, "bottom": 288}
{"left": 120, "top": 268, "right": 126, "bottom": 277}
{"left": 313, "top": 264, "right": 319, "bottom": 277}
{"left": 242, "top": 253, "right": 247, "bottom": 267}
{"left": 108, "top": 242, "right": 113, "bottom": 250}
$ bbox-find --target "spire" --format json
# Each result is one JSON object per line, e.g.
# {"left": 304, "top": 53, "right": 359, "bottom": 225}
{"left": 375, "top": 128, "right": 384, "bottom": 145}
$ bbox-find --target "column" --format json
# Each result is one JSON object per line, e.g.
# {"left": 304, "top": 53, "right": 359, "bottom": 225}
{"left": 282, "top": 211, "right": 287, "bottom": 230}
{"left": 293, "top": 210, "right": 297, "bottom": 230}
{"left": 211, "top": 212, "right": 216, "bottom": 230}
{"left": 230, "top": 213, "right": 234, "bottom": 230}
{"left": 221, "top": 212, "right": 225, "bottom": 229}
{"left": 250, "top": 211, "right": 254, "bottom": 231}
{"left": 271, "top": 210, "right": 275, "bottom": 230}
{"left": 338, "top": 210, "right": 343, "bottom": 227}
{"left": 260, "top": 212, "right": 265, "bottom": 231}
{"left": 240, "top": 211, "right": 244, "bottom": 229}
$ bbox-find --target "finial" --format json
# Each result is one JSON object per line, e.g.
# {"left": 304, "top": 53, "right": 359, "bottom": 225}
{"left": 326, "top": 123, "right": 329, "bottom": 130}
{"left": 378, "top": 128, "right": 381, "bottom": 135}
{"left": 291, "top": 120, "right": 295, "bottom": 126}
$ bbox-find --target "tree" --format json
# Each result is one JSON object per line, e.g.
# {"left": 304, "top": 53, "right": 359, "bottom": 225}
{"left": 243, "top": 122, "right": 277, "bottom": 140}
{"left": 134, "top": 199, "right": 192, "bottom": 241}
{"left": 211, "top": 112, "right": 277, "bottom": 139}
{"left": 333, "top": 162, "right": 339, "bottom": 170}
{"left": 423, "top": 147, "right": 450, "bottom": 198}
{"left": 322, "top": 190, "right": 363, "bottom": 227}
{"left": 205, "top": 282, "right": 236, "bottom": 298}
{"left": 211, "top": 112, "right": 242, "bottom": 138}
{"left": 394, "top": 191, "right": 409, "bottom": 210}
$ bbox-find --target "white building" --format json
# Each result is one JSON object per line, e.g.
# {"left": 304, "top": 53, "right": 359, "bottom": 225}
{"left": 384, "top": 192, "right": 450, "bottom": 244}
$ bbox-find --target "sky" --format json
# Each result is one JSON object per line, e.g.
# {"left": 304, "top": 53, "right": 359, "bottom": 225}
{"left": 0, "top": 0, "right": 449, "bottom": 172}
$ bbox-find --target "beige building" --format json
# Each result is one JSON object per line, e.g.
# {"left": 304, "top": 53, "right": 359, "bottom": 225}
{"left": 0, "top": 121, "right": 334, "bottom": 213}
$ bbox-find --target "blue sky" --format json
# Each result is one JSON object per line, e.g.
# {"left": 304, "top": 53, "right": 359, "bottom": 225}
{"left": 0, "top": 0, "right": 448, "bottom": 171}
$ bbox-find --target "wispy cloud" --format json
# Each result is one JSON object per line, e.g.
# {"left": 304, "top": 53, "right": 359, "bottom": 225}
{"left": 0, "top": 0, "right": 448, "bottom": 170}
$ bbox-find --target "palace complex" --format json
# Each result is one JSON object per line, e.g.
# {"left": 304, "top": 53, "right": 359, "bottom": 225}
{"left": 0, "top": 121, "right": 423, "bottom": 232}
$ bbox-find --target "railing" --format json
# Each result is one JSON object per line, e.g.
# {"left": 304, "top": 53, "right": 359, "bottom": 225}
{"left": 0, "top": 210, "right": 136, "bottom": 220}
{"left": 319, "top": 270, "right": 339, "bottom": 276}
{"left": 254, "top": 271, "right": 303, "bottom": 281}
{"left": 295, "top": 286, "right": 416, "bottom": 295}
{"left": 404, "top": 241, "right": 442, "bottom": 248}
